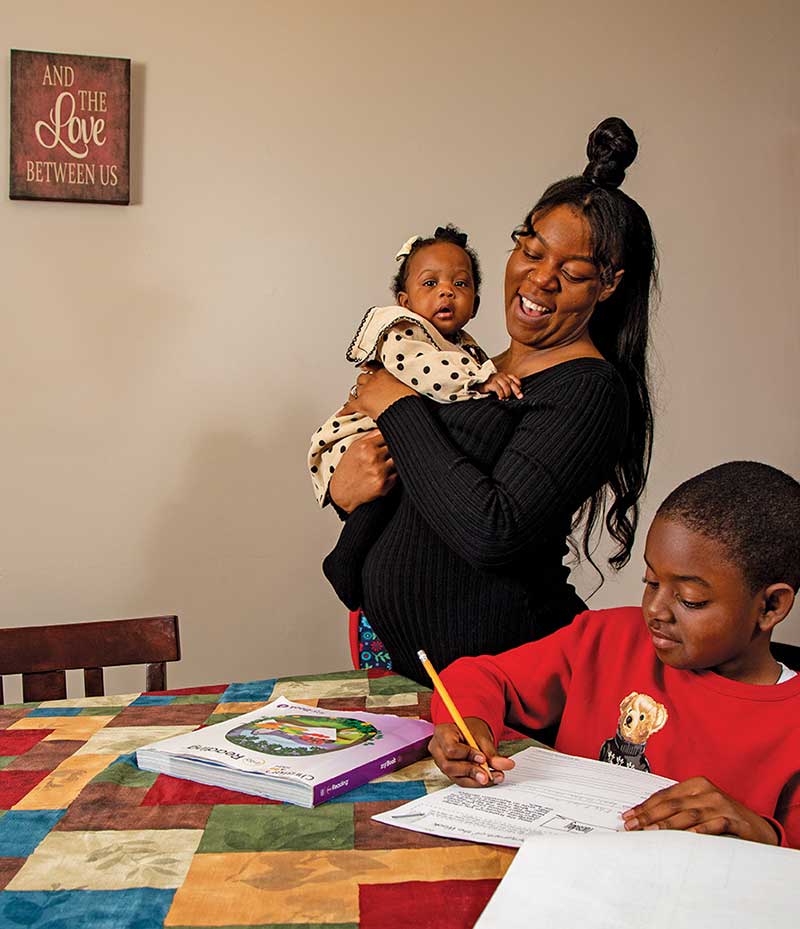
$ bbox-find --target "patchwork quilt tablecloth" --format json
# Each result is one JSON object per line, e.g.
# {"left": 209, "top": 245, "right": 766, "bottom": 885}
{"left": 0, "top": 669, "right": 518, "bottom": 929}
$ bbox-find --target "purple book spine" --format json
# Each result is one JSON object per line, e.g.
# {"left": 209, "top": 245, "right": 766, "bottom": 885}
{"left": 312, "top": 734, "right": 430, "bottom": 805}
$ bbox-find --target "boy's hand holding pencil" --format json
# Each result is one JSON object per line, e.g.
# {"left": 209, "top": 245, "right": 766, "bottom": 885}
{"left": 418, "top": 649, "right": 515, "bottom": 787}
{"left": 428, "top": 719, "right": 515, "bottom": 786}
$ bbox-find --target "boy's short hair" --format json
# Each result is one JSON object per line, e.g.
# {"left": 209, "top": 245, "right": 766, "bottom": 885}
{"left": 657, "top": 460, "right": 800, "bottom": 592}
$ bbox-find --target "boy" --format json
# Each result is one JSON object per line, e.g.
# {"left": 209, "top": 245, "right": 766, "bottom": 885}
{"left": 429, "top": 461, "right": 800, "bottom": 848}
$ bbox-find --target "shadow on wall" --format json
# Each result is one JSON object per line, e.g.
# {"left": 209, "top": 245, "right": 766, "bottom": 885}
{"left": 143, "top": 408, "right": 347, "bottom": 688}
{"left": 130, "top": 61, "right": 146, "bottom": 205}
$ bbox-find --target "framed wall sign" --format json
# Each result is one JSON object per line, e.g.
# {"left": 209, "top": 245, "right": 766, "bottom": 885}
{"left": 9, "top": 49, "right": 130, "bottom": 205}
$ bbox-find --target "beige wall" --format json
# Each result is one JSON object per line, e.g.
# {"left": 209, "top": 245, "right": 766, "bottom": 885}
{"left": 1, "top": 0, "right": 798, "bottom": 699}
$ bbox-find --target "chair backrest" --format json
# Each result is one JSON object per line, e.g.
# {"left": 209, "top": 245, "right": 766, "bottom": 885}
{"left": 0, "top": 615, "right": 180, "bottom": 704}
{"left": 772, "top": 640, "right": 800, "bottom": 673}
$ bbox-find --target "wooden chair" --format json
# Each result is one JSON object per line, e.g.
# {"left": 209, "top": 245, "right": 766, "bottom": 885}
{"left": 772, "top": 640, "right": 800, "bottom": 672}
{"left": 0, "top": 615, "right": 180, "bottom": 704}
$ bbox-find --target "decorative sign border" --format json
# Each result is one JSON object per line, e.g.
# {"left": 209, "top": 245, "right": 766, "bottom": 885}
{"left": 9, "top": 49, "right": 130, "bottom": 205}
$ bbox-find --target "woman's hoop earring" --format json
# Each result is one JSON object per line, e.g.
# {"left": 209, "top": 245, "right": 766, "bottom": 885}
{"left": 349, "top": 384, "right": 359, "bottom": 399}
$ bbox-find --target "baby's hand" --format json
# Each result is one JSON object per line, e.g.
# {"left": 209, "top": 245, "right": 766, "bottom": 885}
{"left": 428, "top": 719, "right": 515, "bottom": 788}
{"left": 476, "top": 372, "right": 523, "bottom": 400}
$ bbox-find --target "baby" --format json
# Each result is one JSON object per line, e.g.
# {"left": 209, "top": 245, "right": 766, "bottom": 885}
{"left": 308, "top": 224, "right": 520, "bottom": 506}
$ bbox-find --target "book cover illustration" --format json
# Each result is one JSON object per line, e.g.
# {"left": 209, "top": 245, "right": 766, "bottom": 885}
{"left": 225, "top": 714, "right": 380, "bottom": 756}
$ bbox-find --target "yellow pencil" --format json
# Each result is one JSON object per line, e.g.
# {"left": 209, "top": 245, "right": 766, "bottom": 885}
{"left": 417, "top": 649, "right": 493, "bottom": 782}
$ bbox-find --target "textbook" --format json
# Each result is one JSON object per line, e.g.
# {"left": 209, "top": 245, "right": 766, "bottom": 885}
{"left": 136, "top": 697, "right": 433, "bottom": 807}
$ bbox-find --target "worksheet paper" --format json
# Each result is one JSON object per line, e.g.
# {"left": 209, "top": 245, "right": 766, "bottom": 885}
{"left": 372, "top": 746, "right": 675, "bottom": 847}
{"left": 473, "top": 830, "right": 799, "bottom": 928}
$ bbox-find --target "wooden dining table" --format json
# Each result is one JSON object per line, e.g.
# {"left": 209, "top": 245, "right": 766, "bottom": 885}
{"left": 0, "top": 667, "right": 523, "bottom": 928}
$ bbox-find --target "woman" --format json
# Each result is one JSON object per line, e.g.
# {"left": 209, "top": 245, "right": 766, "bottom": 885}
{"left": 325, "top": 117, "right": 658, "bottom": 685}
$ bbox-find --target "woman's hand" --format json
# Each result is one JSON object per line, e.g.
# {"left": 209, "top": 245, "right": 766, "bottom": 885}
{"left": 328, "top": 430, "right": 397, "bottom": 513}
{"left": 428, "top": 719, "right": 515, "bottom": 787}
{"left": 340, "top": 364, "right": 418, "bottom": 421}
{"left": 622, "top": 776, "right": 780, "bottom": 845}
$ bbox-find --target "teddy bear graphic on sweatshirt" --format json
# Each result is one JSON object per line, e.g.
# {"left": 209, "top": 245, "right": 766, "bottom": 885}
{"left": 599, "top": 691, "right": 669, "bottom": 773}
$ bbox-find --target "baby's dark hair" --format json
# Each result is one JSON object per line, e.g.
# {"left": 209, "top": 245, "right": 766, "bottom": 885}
{"left": 391, "top": 224, "right": 482, "bottom": 303}
{"left": 657, "top": 461, "right": 800, "bottom": 593}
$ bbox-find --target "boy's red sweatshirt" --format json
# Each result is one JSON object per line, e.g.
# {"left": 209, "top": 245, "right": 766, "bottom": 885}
{"left": 433, "top": 607, "right": 800, "bottom": 848}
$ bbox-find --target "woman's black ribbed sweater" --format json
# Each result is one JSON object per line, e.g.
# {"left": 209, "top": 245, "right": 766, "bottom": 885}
{"left": 323, "top": 357, "right": 628, "bottom": 685}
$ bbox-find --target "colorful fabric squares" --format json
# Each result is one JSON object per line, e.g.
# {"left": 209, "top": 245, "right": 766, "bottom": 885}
{"left": 0, "top": 857, "right": 25, "bottom": 891}
{"left": 359, "top": 878, "right": 501, "bottom": 929}
{"left": 131, "top": 695, "right": 177, "bottom": 706}
{"left": 327, "top": 781, "right": 427, "bottom": 804}
{"left": 12, "top": 754, "right": 111, "bottom": 811}
{"left": 369, "top": 674, "right": 427, "bottom": 696}
{"left": 37, "top": 693, "right": 140, "bottom": 708}
{"left": 150, "top": 685, "right": 227, "bottom": 697}
{"left": 168, "top": 846, "right": 511, "bottom": 926}
{"left": 365, "top": 692, "right": 419, "bottom": 708}
{"left": 198, "top": 803, "right": 354, "bottom": 853}
{"left": 353, "top": 802, "right": 464, "bottom": 851}
{"left": 56, "top": 784, "right": 210, "bottom": 832}
{"left": 93, "top": 753, "right": 158, "bottom": 789}
{"left": 26, "top": 706, "right": 84, "bottom": 717}
{"left": 0, "top": 730, "right": 52, "bottom": 756}
{"left": 171, "top": 694, "right": 221, "bottom": 705}
{"left": 272, "top": 679, "right": 365, "bottom": 701}
{"left": 220, "top": 680, "right": 277, "bottom": 702}
{"left": 0, "top": 771, "right": 50, "bottom": 808}
{"left": 7, "top": 828, "right": 203, "bottom": 891}
{"left": 142, "top": 774, "right": 279, "bottom": 807}
{"left": 55, "top": 781, "right": 149, "bottom": 818}
{"left": 0, "top": 709, "right": 36, "bottom": 730}
{"left": 417, "top": 692, "right": 432, "bottom": 720}
{"left": 0, "top": 673, "right": 515, "bottom": 928}
{"left": 4, "top": 740, "right": 80, "bottom": 773}
{"left": 0, "top": 810, "right": 66, "bottom": 857}
{"left": 167, "top": 924, "right": 358, "bottom": 928}
{"left": 209, "top": 702, "right": 272, "bottom": 718}
{"left": 203, "top": 712, "right": 256, "bottom": 724}
{"left": 368, "top": 702, "right": 428, "bottom": 719}
{"left": 9, "top": 715, "right": 113, "bottom": 742}
{"left": 106, "top": 705, "right": 210, "bottom": 728}
{"left": 72, "top": 725, "right": 197, "bottom": 757}
{"left": 287, "top": 670, "right": 366, "bottom": 684}
{"left": 0, "top": 888, "right": 175, "bottom": 928}
{"left": 316, "top": 697, "right": 368, "bottom": 712}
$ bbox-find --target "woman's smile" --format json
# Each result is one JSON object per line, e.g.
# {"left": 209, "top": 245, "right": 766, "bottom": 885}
{"left": 517, "top": 294, "right": 555, "bottom": 319}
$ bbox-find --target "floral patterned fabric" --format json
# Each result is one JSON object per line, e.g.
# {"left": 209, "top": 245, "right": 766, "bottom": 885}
{"left": 356, "top": 612, "right": 393, "bottom": 670}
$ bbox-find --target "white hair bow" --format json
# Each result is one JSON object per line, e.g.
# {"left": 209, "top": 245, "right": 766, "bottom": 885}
{"left": 394, "top": 235, "right": 422, "bottom": 262}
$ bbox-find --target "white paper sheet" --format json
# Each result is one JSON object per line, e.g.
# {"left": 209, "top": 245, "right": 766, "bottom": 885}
{"left": 474, "top": 830, "right": 799, "bottom": 928}
{"left": 372, "top": 746, "right": 675, "bottom": 847}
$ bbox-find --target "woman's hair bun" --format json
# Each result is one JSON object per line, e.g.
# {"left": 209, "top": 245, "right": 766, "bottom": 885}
{"left": 583, "top": 117, "right": 638, "bottom": 189}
